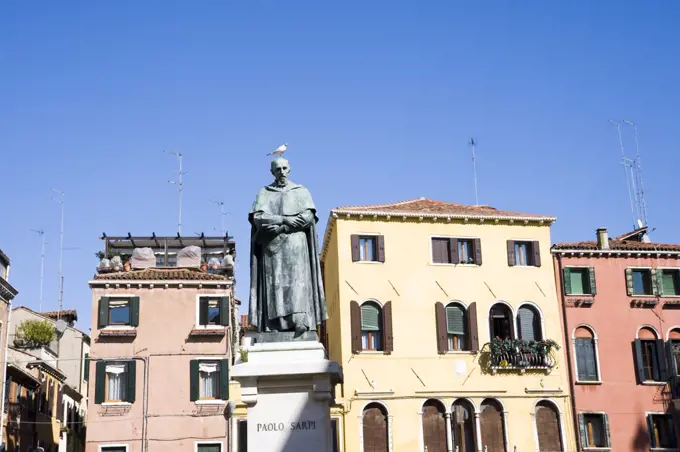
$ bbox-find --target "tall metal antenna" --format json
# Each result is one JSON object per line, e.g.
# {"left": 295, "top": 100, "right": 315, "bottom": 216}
{"left": 30, "top": 229, "right": 46, "bottom": 312}
{"left": 624, "top": 119, "right": 649, "bottom": 227}
{"left": 164, "top": 151, "right": 187, "bottom": 234}
{"left": 211, "top": 200, "right": 228, "bottom": 236}
{"left": 608, "top": 120, "right": 636, "bottom": 227}
{"left": 468, "top": 138, "right": 479, "bottom": 206}
{"left": 51, "top": 189, "right": 65, "bottom": 313}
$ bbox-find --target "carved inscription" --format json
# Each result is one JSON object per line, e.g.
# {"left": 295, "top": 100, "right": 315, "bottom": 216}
{"left": 256, "top": 421, "right": 317, "bottom": 432}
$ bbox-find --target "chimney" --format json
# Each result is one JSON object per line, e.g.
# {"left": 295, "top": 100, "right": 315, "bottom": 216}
{"left": 596, "top": 228, "right": 609, "bottom": 250}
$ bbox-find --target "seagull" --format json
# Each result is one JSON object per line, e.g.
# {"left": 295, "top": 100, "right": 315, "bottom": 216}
{"left": 267, "top": 143, "right": 287, "bottom": 156}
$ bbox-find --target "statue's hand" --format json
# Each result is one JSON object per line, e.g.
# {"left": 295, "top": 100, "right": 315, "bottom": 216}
{"left": 290, "top": 216, "right": 306, "bottom": 228}
{"left": 263, "top": 224, "right": 287, "bottom": 235}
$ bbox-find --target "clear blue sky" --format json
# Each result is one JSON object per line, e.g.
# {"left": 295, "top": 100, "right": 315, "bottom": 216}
{"left": 2, "top": 1, "right": 679, "bottom": 333}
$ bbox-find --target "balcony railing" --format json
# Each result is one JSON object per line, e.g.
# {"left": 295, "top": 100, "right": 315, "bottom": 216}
{"left": 488, "top": 338, "right": 560, "bottom": 374}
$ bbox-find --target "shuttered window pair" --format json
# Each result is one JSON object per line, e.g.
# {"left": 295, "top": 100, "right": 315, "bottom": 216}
{"left": 633, "top": 339, "right": 667, "bottom": 383}
{"left": 350, "top": 301, "right": 393, "bottom": 353}
{"left": 98, "top": 297, "right": 140, "bottom": 329}
{"left": 575, "top": 338, "right": 598, "bottom": 381}
{"left": 431, "top": 238, "right": 482, "bottom": 265}
{"left": 563, "top": 267, "right": 597, "bottom": 295}
{"left": 648, "top": 414, "right": 677, "bottom": 449}
{"left": 94, "top": 360, "right": 136, "bottom": 404}
{"left": 190, "top": 359, "right": 229, "bottom": 401}
{"left": 198, "top": 296, "right": 230, "bottom": 326}
{"left": 351, "top": 235, "right": 385, "bottom": 262}
{"left": 578, "top": 413, "right": 610, "bottom": 449}
{"left": 435, "top": 302, "right": 478, "bottom": 353}
{"left": 506, "top": 240, "right": 541, "bottom": 267}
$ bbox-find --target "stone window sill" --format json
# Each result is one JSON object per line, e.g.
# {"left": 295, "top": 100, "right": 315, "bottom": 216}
{"left": 642, "top": 381, "right": 667, "bottom": 386}
{"left": 444, "top": 351, "right": 476, "bottom": 355}
{"left": 583, "top": 448, "right": 611, "bottom": 451}
{"left": 102, "top": 402, "right": 132, "bottom": 407}
{"left": 99, "top": 328, "right": 137, "bottom": 337}
{"left": 195, "top": 400, "right": 226, "bottom": 405}
{"left": 576, "top": 380, "right": 603, "bottom": 385}
{"left": 190, "top": 327, "right": 226, "bottom": 337}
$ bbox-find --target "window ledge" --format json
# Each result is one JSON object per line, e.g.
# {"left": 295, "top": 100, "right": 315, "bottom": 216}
{"left": 354, "top": 261, "right": 382, "bottom": 264}
{"left": 576, "top": 380, "right": 603, "bottom": 385}
{"left": 195, "top": 400, "right": 226, "bottom": 405}
{"left": 190, "top": 327, "right": 226, "bottom": 337}
{"left": 642, "top": 381, "right": 667, "bottom": 386}
{"left": 355, "top": 351, "right": 389, "bottom": 356}
{"left": 510, "top": 265, "right": 538, "bottom": 268}
{"left": 102, "top": 402, "right": 132, "bottom": 407}
{"left": 650, "top": 449, "right": 679, "bottom": 452}
{"left": 583, "top": 448, "right": 611, "bottom": 451}
{"left": 444, "top": 351, "right": 476, "bottom": 355}
{"left": 661, "top": 295, "right": 680, "bottom": 298}
{"left": 99, "top": 328, "right": 137, "bottom": 337}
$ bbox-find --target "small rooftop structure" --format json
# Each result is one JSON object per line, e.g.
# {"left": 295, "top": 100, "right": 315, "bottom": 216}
{"left": 553, "top": 226, "right": 680, "bottom": 254}
{"left": 41, "top": 309, "right": 78, "bottom": 325}
{"left": 100, "top": 233, "right": 235, "bottom": 264}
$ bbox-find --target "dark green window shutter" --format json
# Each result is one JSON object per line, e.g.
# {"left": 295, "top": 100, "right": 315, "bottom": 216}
{"left": 625, "top": 269, "right": 634, "bottom": 296}
{"left": 199, "top": 298, "right": 209, "bottom": 325}
{"left": 578, "top": 414, "right": 587, "bottom": 448}
{"left": 651, "top": 269, "right": 660, "bottom": 296}
{"left": 647, "top": 415, "right": 656, "bottom": 448}
{"left": 220, "top": 359, "right": 229, "bottom": 400}
{"left": 656, "top": 339, "right": 668, "bottom": 381}
{"left": 588, "top": 267, "right": 597, "bottom": 295}
{"left": 98, "top": 297, "right": 110, "bottom": 329}
{"left": 661, "top": 270, "right": 679, "bottom": 296}
{"left": 219, "top": 296, "right": 230, "bottom": 326}
{"left": 126, "top": 361, "right": 136, "bottom": 403}
{"left": 445, "top": 305, "right": 465, "bottom": 335}
{"left": 94, "top": 361, "right": 106, "bottom": 404}
{"left": 360, "top": 304, "right": 380, "bottom": 331}
{"left": 129, "top": 296, "right": 140, "bottom": 327}
{"left": 667, "top": 341, "right": 679, "bottom": 378}
{"left": 575, "top": 338, "right": 597, "bottom": 381}
{"left": 634, "top": 339, "right": 646, "bottom": 383}
{"left": 603, "top": 413, "right": 611, "bottom": 447}
{"left": 190, "top": 360, "right": 199, "bottom": 401}
{"left": 83, "top": 353, "right": 90, "bottom": 382}
{"left": 563, "top": 268, "right": 573, "bottom": 295}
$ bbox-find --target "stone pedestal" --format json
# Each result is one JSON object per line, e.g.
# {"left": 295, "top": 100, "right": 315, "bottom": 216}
{"left": 231, "top": 338, "right": 343, "bottom": 452}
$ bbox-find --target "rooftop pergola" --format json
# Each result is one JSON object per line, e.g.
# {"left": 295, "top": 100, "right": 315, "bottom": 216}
{"left": 100, "top": 233, "right": 236, "bottom": 261}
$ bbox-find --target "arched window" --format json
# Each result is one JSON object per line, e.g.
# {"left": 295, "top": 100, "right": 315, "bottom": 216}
{"left": 517, "top": 305, "right": 542, "bottom": 341}
{"left": 479, "top": 399, "right": 506, "bottom": 452}
{"left": 452, "top": 399, "right": 476, "bottom": 452}
{"left": 668, "top": 328, "right": 680, "bottom": 376}
{"left": 535, "top": 401, "right": 563, "bottom": 451}
{"left": 361, "top": 302, "right": 383, "bottom": 351}
{"left": 489, "top": 304, "right": 513, "bottom": 340}
{"left": 634, "top": 327, "right": 664, "bottom": 382}
{"left": 422, "top": 400, "right": 446, "bottom": 452}
{"left": 446, "top": 303, "right": 468, "bottom": 351}
{"left": 574, "top": 327, "right": 598, "bottom": 382}
{"left": 363, "top": 403, "right": 388, "bottom": 452}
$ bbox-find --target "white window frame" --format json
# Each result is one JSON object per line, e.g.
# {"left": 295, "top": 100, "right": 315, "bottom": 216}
{"left": 578, "top": 411, "right": 610, "bottom": 450}
{"left": 657, "top": 267, "right": 680, "bottom": 298}
{"left": 515, "top": 302, "right": 545, "bottom": 342}
{"left": 443, "top": 301, "right": 472, "bottom": 353}
{"left": 195, "top": 294, "right": 227, "bottom": 329}
{"left": 102, "top": 362, "right": 130, "bottom": 407}
{"left": 99, "top": 444, "right": 129, "bottom": 452}
{"left": 645, "top": 411, "right": 677, "bottom": 451}
{"left": 195, "top": 440, "right": 224, "bottom": 452}
{"left": 358, "top": 400, "right": 392, "bottom": 452}
{"left": 629, "top": 267, "right": 655, "bottom": 296}
{"left": 194, "top": 356, "right": 226, "bottom": 405}
{"left": 488, "top": 301, "right": 515, "bottom": 341}
{"left": 508, "top": 238, "right": 536, "bottom": 267}
{"left": 572, "top": 324, "right": 602, "bottom": 384}
{"left": 359, "top": 299, "right": 384, "bottom": 354}
{"left": 428, "top": 235, "right": 480, "bottom": 267}
{"left": 102, "top": 294, "right": 137, "bottom": 330}
{"left": 353, "top": 233, "right": 382, "bottom": 264}
{"left": 231, "top": 418, "right": 247, "bottom": 452}
{"left": 331, "top": 416, "right": 344, "bottom": 452}
{"left": 564, "top": 266, "right": 595, "bottom": 295}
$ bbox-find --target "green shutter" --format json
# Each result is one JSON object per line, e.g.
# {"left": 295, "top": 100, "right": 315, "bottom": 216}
{"left": 571, "top": 269, "right": 585, "bottom": 295}
{"left": 445, "top": 305, "right": 465, "bottom": 335}
{"left": 625, "top": 269, "right": 634, "bottom": 296}
{"left": 199, "top": 298, "right": 208, "bottom": 326}
{"left": 656, "top": 339, "right": 668, "bottom": 381}
{"left": 651, "top": 269, "right": 660, "bottom": 296}
{"left": 83, "top": 354, "right": 90, "bottom": 382}
{"left": 578, "top": 414, "right": 588, "bottom": 448}
{"left": 126, "top": 361, "right": 136, "bottom": 403}
{"left": 647, "top": 415, "right": 656, "bottom": 448}
{"left": 661, "top": 270, "right": 679, "bottom": 296}
{"left": 563, "top": 268, "right": 573, "bottom": 295}
{"left": 98, "top": 297, "right": 109, "bottom": 329}
{"left": 220, "top": 359, "right": 229, "bottom": 400}
{"left": 603, "top": 413, "right": 611, "bottom": 447}
{"left": 94, "top": 361, "right": 106, "bottom": 404}
{"left": 360, "top": 304, "right": 380, "bottom": 331}
{"left": 129, "top": 296, "right": 140, "bottom": 327}
{"left": 588, "top": 267, "right": 597, "bottom": 295}
{"left": 634, "top": 339, "right": 646, "bottom": 383}
{"left": 219, "top": 296, "right": 230, "bottom": 326}
{"left": 190, "top": 360, "right": 199, "bottom": 401}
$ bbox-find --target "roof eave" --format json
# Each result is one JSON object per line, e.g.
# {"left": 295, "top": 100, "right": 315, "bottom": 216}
{"left": 89, "top": 279, "right": 232, "bottom": 287}
{"left": 551, "top": 248, "right": 680, "bottom": 255}
{"left": 330, "top": 208, "right": 556, "bottom": 223}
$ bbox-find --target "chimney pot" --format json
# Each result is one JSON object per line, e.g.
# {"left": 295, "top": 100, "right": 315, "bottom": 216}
{"left": 596, "top": 228, "right": 609, "bottom": 250}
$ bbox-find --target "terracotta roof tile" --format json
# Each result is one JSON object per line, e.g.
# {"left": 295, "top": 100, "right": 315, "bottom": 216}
{"left": 333, "top": 198, "right": 553, "bottom": 220}
{"left": 95, "top": 268, "right": 228, "bottom": 281}
{"left": 41, "top": 310, "right": 78, "bottom": 321}
{"left": 553, "top": 240, "right": 680, "bottom": 252}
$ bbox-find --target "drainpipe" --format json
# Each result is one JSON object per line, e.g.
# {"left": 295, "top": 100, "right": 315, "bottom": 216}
{"left": 0, "top": 301, "right": 12, "bottom": 450}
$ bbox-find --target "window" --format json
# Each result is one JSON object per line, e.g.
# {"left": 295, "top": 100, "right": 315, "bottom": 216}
{"left": 422, "top": 400, "right": 446, "bottom": 452}
{"left": 200, "top": 362, "right": 219, "bottom": 399}
{"left": 105, "top": 364, "right": 128, "bottom": 402}
{"left": 101, "top": 447, "right": 127, "bottom": 452}
{"left": 431, "top": 238, "right": 482, "bottom": 265}
{"left": 574, "top": 327, "right": 599, "bottom": 382}
{"left": 479, "top": 399, "right": 506, "bottom": 452}
{"left": 331, "top": 418, "right": 340, "bottom": 452}
{"left": 197, "top": 296, "right": 229, "bottom": 327}
{"left": 237, "top": 420, "right": 248, "bottom": 452}
{"left": 445, "top": 304, "right": 467, "bottom": 351}
{"left": 97, "top": 296, "right": 139, "bottom": 328}
{"left": 361, "top": 303, "right": 382, "bottom": 351}
{"left": 197, "top": 443, "right": 222, "bottom": 452}
{"left": 351, "top": 235, "right": 385, "bottom": 263}
{"left": 564, "top": 267, "right": 596, "bottom": 295}
{"left": 634, "top": 330, "right": 666, "bottom": 383}
{"left": 452, "top": 400, "right": 476, "bottom": 452}
{"left": 432, "top": 238, "right": 452, "bottom": 264}
{"left": 351, "top": 300, "right": 393, "bottom": 354}
{"left": 660, "top": 269, "right": 680, "bottom": 296}
{"left": 94, "top": 361, "right": 136, "bottom": 404}
{"left": 109, "top": 299, "right": 130, "bottom": 325}
{"left": 507, "top": 240, "right": 541, "bottom": 267}
{"left": 648, "top": 414, "right": 677, "bottom": 449}
{"left": 669, "top": 330, "right": 680, "bottom": 376}
{"left": 535, "top": 401, "right": 563, "bottom": 452}
{"left": 489, "top": 304, "right": 513, "bottom": 340}
{"left": 579, "top": 413, "right": 610, "bottom": 448}
{"left": 458, "top": 240, "right": 474, "bottom": 264}
{"left": 190, "top": 359, "right": 229, "bottom": 402}
{"left": 627, "top": 268, "right": 654, "bottom": 296}
{"left": 517, "top": 305, "right": 542, "bottom": 341}
{"left": 362, "top": 403, "right": 388, "bottom": 452}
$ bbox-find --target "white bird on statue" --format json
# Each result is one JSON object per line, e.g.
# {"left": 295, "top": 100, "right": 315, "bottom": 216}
{"left": 267, "top": 143, "right": 287, "bottom": 156}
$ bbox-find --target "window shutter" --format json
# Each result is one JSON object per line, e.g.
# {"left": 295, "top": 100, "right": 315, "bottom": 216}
{"left": 360, "top": 304, "right": 380, "bottom": 331}
{"left": 445, "top": 305, "right": 465, "bottom": 335}
{"left": 220, "top": 359, "right": 229, "bottom": 400}
{"left": 625, "top": 269, "right": 634, "bottom": 296}
{"left": 517, "top": 307, "right": 536, "bottom": 341}
{"left": 563, "top": 268, "right": 573, "bottom": 295}
{"left": 126, "top": 361, "right": 136, "bottom": 403}
{"left": 575, "top": 340, "right": 587, "bottom": 380}
{"left": 129, "top": 296, "right": 140, "bottom": 327}
{"left": 83, "top": 353, "right": 90, "bottom": 382}
{"left": 467, "top": 302, "right": 479, "bottom": 352}
{"left": 350, "top": 301, "right": 362, "bottom": 353}
{"left": 584, "top": 340, "right": 597, "bottom": 380}
{"left": 94, "top": 361, "right": 106, "bottom": 404}
{"left": 431, "top": 239, "right": 443, "bottom": 264}
{"left": 667, "top": 341, "right": 678, "bottom": 378}
{"left": 57, "top": 385, "right": 64, "bottom": 421}
{"left": 603, "top": 413, "right": 611, "bottom": 447}
{"left": 473, "top": 238, "right": 482, "bottom": 265}
{"left": 659, "top": 270, "right": 668, "bottom": 296}
{"left": 651, "top": 269, "right": 660, "bottom": 296}
{"left": 578, "top": 413, "right": 588, "bottom": 449}
{"left": 435, "top": 302, "right": 447, "bottom": 354}
{"left": 647, "top": 414, "right": 656, "bottom": 448}
{"left": 634, "top": 339, "right": 646, "bottom": 383}
{"left": 588, "top": 267, "right": 597, "bottom": 295}
{"left": 351, "top": 235, "right": 360, "bottom": 262}
{"left": 189, "top": 360, "right": 199, "bottom": 402}
{"left": 383, "top": 301, "right": 394, "bottom": 353}
{"left": 507, "top": 241, "right": 516, "bottom": 266}
{"left": 376, "top": 236, "right": 385, "bottom": 263}
{"left": 219, "top": 296, "right": 230, "bottom": 326}
{"left": 449, "top": 238, "right": 459, "bottom": 264}
{"left": 199, "top": 298, "right": 209, "bottom": 326}
{"left": 98, "top": 297, "right": 109, "bottom": 329}
{"left": 656, "top": 339, "right": 668, "bottom": 381}
{"left": 531, "top": 241, "right": 541, "bottom": 267}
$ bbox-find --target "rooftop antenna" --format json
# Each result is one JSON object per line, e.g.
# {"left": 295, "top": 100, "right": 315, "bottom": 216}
{"left": 51, "top": 189, "right": 65, "bottom": 314}
{"left": 30, "top": 229, "right": 46, "bottom": 312}
{"left": 211, "top": 200, "right": 230, "bottom": 236}
{"left": 164, "top": 151, "right": 187, "bottom": 235}
{"left": 623, "top": 119, "right": 649, "bottom": 228}
{"left": 468, "top": 138, "right": 479, "bottom": 206}
{"left": 608, "top": 120, "right": 637, "bottom": 228}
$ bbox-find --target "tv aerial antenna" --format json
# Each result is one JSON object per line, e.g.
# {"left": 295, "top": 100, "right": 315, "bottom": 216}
{"left": 468, "top": 138, "right": 480, "bottom": 206}
{"left": 30, "top": 229, "right": 46, "bottom": 312}
{"left": 51, "top": 189, "right": 65, "bottom": 314}
{"left": 164, "top": 150, "right": 187, "bottom": 235}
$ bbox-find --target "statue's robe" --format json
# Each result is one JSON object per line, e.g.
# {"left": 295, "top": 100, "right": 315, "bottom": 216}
{"left": 248, "top": 181, "right": 327, "bottom": 332}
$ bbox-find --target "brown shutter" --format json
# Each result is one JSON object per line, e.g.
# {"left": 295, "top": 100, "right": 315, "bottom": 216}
{"left": 473, "top": 238, "right": 482, "bottom": 265}
{"left": 377, "top": 235, "right": 385, "bottom": 263}
{"left": 383, "top": 301, "right": 394, "bottom": 353}
{"left": 507, "top": 240, "right": 516, "bottom": 266}
{"left": 532, "top": 241, "right": 542, "bottom": 267}
{"left": 351, "top": 235, "right": 360, "bottom": 262}
{"left": 350, "top": 301, "right": 362, "bottom": 353}
{"left": 435, "top": 302, "right": 448, "bottom": 354}
{"left": 449, "top": 238, "right": 459, "bottom": 264}
{"left": 431, "top": 239, "right": 441, "bottom": 264}
{"left": 467, "top": 302, "right": 479, "bottom": 352}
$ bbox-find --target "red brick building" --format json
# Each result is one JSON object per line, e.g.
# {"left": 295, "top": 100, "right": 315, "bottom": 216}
{"left": 553, "top": 227, "right": 680, "bottom": 451}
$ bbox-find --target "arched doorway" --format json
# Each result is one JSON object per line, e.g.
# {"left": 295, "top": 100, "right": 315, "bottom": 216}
{"left": 535, "top": 401, "right": 563, "bottom": 451}
{"left": 480, "top": 399, "right": 506, "bottom": 452}
{"left": 452, "top": 399, "right": 476, "bottom": 452}
{"left": 363, "top": 403, "right": 388, "bottom": 452}
{"left": 422, "top": 399, "right": 446, "bottom": 452}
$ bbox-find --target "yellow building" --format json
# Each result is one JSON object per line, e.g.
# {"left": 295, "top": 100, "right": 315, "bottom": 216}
{"left": 320, "top": 198, "right": 577, "bottom": 452}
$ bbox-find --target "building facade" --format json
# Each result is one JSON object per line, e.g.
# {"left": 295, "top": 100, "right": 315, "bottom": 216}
{"left": 85, "top": 235, "right": 238, "bottom": 452}
{"left": 321, "top": 198, "right": 577, "bottom": 452}
{"left": 0, "top": 248, "right": 19, "bottom": 451}
{"left": 553, "top": 226, "right": 680, "bottom": 450}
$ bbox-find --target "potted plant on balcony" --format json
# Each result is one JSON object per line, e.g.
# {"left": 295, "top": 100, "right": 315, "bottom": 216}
{"left": 15, "top": 320, "right": 56, "bottom": 349}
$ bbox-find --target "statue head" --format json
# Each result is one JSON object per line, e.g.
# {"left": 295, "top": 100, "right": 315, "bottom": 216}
{"left": 270, "top": 157, "right": 290, "bottom": 186}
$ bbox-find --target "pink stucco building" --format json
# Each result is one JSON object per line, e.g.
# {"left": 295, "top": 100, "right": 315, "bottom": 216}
{"left": 553, "top": 227, "right": 680, "bottom": 451}
{"left": 86, "top": 235, "right": 239, "bottom": 452}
